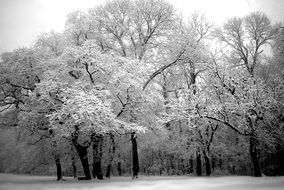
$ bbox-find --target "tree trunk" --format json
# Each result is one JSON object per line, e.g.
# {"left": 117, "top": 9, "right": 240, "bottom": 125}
{"left": 188, "top": 158, "right": 194, "bottom": 173}
{"left": 72, "top": 159, "right": 77, "bottom": 179}
{"left": 54, "top": 154, "right": 62, "bottom": 181}
{"left": 105, "top": 165, "right": 111, "bottom": 178}
{"left": 131, "top": 132, "right": 139, "bottom": 178}
{"left": 117, "top": 160, "right": 122, "bottom": 176}
{"left": 196, "top": 148, "right": 202, "bottom": 176}
{"left": 50, "top": 129, "right": 63, "bottom": 181}
{"left": 92, "top": 134, "right": 104, "bottom": 180}
{"left": 71, "top": 145, "right": 77, "bottom": 178}
{"left": 203, "top": 151, "right": 211, "bottom": 176}
{"left": 218, "top": 154, "right": 223, "bottom": 169}
{"left": 73, "top": 144, "right": 91, "bottom": 180}
{"left": 190, "top": 72, "right": 197, "bottom": 94}
{"left": 212, "top": 157, "right": 216, "bottom": 173}
{"left": 249, "top": 136, "right": 262, "bottom": 177}
{"left": 71, "top": 126, "right": 91, "bottom": 180}
{"left": 118, "top": 38, "right": 127, "bottom": 57}
{"left": 106, "top": 134, "right": 115, "bottom": 178}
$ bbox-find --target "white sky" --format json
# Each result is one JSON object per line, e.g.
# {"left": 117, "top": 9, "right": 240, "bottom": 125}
{"left": 0, "top": 0, "right": 283, "bottom": 54}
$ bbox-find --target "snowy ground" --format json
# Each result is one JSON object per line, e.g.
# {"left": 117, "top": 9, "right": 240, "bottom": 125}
{"left": 0, "top": 174, "right": 284, "bottom": 190}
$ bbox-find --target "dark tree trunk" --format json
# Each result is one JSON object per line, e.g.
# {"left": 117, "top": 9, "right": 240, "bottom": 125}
{"left": 50, "top": 129, "right": 63, "bottom": 181}
{"left": 232, "top": 166, "right": 236, "bottom": 174}
{"left": 117, "top": 153, "right": 122, "bottom": 176}
{"left": 160, "top": 150, "right": 164, "bottom": 175}
{"left": 71, "top": 126, "right": 91, "bottom": 180}
{"left": 106, "top": 134, "right": 115, "bottom": 178}
{"left": 93, "top": 161, "right": 103, "bottom": 180}
{"left": 203, "top": 151, "right": 211, "bottom": 176}
{"left": 190, "top": 72, "right": 197, "bottom": 94}
{"left": 92, "top": 134, "right": 104, "bottom": 180}
{"left": 73, "top": 144, "right": 91, "bottom": 180}
{"left": 212, "top": 157, "right": 216, "bottom": 172}
{"left": 71, "top": 145, "right": 77, "bottom": 179}
{"left": 106, "top": 165, "right": 111, "bottom": 178}
{"left": 54, "top": 154, "right": 62, "bottom": 181}
{"left": 218, "top": 154, "right": 223, "bottom": 169}
{"left": 117, "top": 162, "right": 122, "bottom": 176}
{"left": 131, "top": 132, "right": 139, "bottom": 178}
{"left": 188, "top": 158, "right": 194, "bottom": 173}
{"left": 196, "top": 148, "right": 202, "bottom": 176}
{"left": 249, "top": 136, "right": 262, "bottom": 177}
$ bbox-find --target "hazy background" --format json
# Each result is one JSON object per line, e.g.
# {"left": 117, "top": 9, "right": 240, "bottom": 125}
{"left": 0, "top": 0, "right": 283, "bottom": 54}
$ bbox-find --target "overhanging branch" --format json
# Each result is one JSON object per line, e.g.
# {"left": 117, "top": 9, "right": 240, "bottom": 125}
{"left": 204, "top": 115, "right": 250, "bottom": 136}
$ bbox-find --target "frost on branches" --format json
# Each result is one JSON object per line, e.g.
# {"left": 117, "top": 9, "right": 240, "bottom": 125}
{"left": 35, "top": 40, "right": 164, "bottom": 140}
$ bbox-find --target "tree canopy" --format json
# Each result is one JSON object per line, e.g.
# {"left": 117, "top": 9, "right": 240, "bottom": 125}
{"left": 1, "top": 0, "right": 284, "bottom": 180}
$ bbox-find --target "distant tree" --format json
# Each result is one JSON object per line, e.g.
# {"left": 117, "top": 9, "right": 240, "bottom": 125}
{"left": 271, "top": 26, "right": 284, "bottom": 69}
{"left": 215, "top": 11, "right": 279, "bottom": 77}
{"left": 35, "top": 31, "right": 66, "bottom": 57}
{"left": 88, "top": 0, "right": 175, "bottom": 60}
{"left": 64, "top": 10, "right": 92, "bottom": 46}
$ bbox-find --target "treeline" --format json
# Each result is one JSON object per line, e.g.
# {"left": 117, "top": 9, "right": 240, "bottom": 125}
{"left": 0, "top": 0, "right": 284, "bottom": 180}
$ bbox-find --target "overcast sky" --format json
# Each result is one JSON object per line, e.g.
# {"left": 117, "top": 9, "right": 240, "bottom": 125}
{"left": 0, "top": 0, "right": 283, "bottom": 54}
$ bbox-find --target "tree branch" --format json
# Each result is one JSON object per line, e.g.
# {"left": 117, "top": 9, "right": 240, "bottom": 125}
{"left": 29, "top": 135, "right": 49, "bottom": 145}
{"left": 143, "top": 48, "right": 186, "bottom": 90}
{"left": 204, "top": 115, "right": 250, "bottom": 136}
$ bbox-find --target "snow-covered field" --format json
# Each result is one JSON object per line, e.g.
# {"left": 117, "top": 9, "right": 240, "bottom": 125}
{"left": 0, "top": 174, "right": 284, "bottom": 190}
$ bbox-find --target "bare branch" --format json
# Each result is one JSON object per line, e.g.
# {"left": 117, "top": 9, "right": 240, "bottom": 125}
{"left": 143, "top": 48, "right": 187, "bottom": 90}
{"left": 204, "top": 115, "right": 250, "bottom": 136}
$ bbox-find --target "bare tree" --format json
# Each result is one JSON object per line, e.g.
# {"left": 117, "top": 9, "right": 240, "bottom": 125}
{"left": 65, "top": 11, "right": 93, "bottom": 46}
{"left": 215, "top": 11, "right": 279, "bottom": 76}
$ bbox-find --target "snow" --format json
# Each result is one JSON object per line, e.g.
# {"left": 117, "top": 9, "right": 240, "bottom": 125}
{"left": 0, "top": 174, "right": 284, "bottom": 190}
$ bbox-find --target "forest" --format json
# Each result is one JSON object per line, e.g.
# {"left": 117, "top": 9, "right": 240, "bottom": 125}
{"left": 0, "top": 0, "right": 284, "bottom": 182}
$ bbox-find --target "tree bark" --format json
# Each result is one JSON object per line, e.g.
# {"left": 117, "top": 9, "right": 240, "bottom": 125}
{"left": 131, "top": 132, "right": 139, "bottom": 178}
{"left": 73, "top": 143, "right": 91, "bottom": 180}
{"left": 71, "top": 145, "right": 77, "bottom": 178}
{"left": 71, "top": 126, "right": 91, "bottom": 180}
{"left": 105, "top": 165, "right": 111, "bottom": 178}
{"left": 50, "top": 129, "right": 63, "bottom": 181}
{"left": 218, "top": 154, "right": 223, "bottom": 169}
{"left": 196, "top": 148, "right": 202, "bottom": 176}
{"left": 249, "top": 136, "right": 262, "bottom": 177}
{"left": 106, "top": 133, "right": 115, "bottom": 178}
{"left": 92, "top": 134, "right": 104, "bottom": 180}
{"left": 117, "top": 153, "right": 122, "bottom": 176}
{"left": 188, "top": 158, "right": 193, "bottom": 173}
{"left": 54, "top": 154, "right": 62, "bottom": 181}
{"left": 72, "top": 159, "right": 77, "bottom": 179}
{"left": 203, "top": 151, "right": 211, "bottom": 176}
